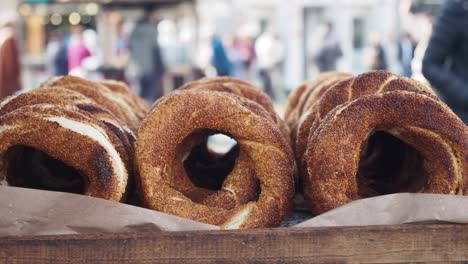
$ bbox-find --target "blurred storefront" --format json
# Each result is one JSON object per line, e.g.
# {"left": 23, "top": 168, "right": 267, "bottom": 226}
{"left": 3, "top": 0, "right": 443, "bottom": 99}
{"left": 98, "top": 0, "right": 197, "bottom": 93}
{"left": 196, "top": 0, "right": 406, "bottom": 93}
{"left": 14, "top": 0, "right": 196, "bottom": 90}
{"left": 16, "top": 0, "right": 99, "bottom": 89}
{"left": 277, "top": 0, "right": 403, "bottom": 91}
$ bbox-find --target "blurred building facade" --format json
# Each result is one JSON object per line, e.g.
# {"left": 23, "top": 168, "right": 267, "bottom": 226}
{"left": 197, "top": 0, "right": 403, "bottom": 91}
{"left": 1, "top": 0, "right": 442, "bottom": 98}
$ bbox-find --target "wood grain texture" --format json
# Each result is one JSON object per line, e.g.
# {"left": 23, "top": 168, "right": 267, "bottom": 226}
{"left": 0, "top": 224, "right": 467, "bottom": 263}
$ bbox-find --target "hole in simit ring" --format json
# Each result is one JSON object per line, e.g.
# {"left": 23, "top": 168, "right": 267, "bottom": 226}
{"left": 357, "top": 131, "right": 428, "bottom": 196}
{"left": 3, "top": 145, "right": 86, "bottom": 194}
{"left": 183, "top": 132, "right": 239, "bottom": 191}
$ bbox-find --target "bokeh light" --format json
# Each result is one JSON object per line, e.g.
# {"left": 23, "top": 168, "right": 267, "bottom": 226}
{"left": 85, "top": 3, "right": 99, "bottom": 16}
{"left": 50, "top": 13, "right": 62, "bottom": 26}
{"left": 18, "top": 4, "right": 32, "bottom": 17}
{"left": 69, "top": 12, "right": 81, "bottom": 26}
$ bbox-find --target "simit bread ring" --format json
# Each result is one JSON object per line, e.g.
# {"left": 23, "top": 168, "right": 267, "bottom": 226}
{"left": 304, "top": 90, "right": 468, "bottom": 214}
{"left": 180, "top": 77, "right": 296, "bottom": 192}
{"left": 0, "top": 92, "right": 135, "bottom": 160}
{"left": 167, "top": 92, "right": 295, "bottom": 210}
{"left": 0, "top": 104, "right": 129, "bottom": 201}
{"left": 135, "top": 90, "right": 295, "bottom": 228}
{"left": 169, "top": 130, "right": 258, "bottom": 210}
{"left": 295, "top": 71, "right": 436, "bottom": 177}
{"left": 145, "top": 90, "right": 293, "bottom": 210}
{"left": 307, "top": 71, "right": 435, "bottom": 136}
{"left": 39, "top": 76, "right": 142, "bottom": 132}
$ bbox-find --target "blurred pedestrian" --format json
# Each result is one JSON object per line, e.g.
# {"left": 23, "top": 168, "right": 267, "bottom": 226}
{"left": 211, "top": 35, "right": 232, "bottom": 76}
{"left": 398, "top": 33, "right": 415, "bottom": 77}
{"left": 116, "top": 20, "right": 129, "bottom": 57}
{"left": 129, "top": 8, "right": 166, "bottom": 102}
{"left": 255, "top": 30, "right": 284, "bottom": 100}
{"left": 67, "top": 26, "right": 91, "bottom": 73}
{"left": 422, "top": 0, "right": 468, "bottom": 123}
{"left": 55, "top": 34, "right": 70, "bottom": 76}
{"left": 226, "top": 36, "right": 244, "bottom": 79}
{"left": 233, "top": 35, "right": 255, "bottom": 79}
{"left": 366, "top": 34, "right": 388, "bottom": 71}
{"left": 313, "top": 22, "right": 342, "bottom": 72}
{"left": 371, "top": 42, "right": 388, "bottom": 70}
{"left": 0, "top": 15, "right": 21, "bottom": 99}
{"left": 46, "top": 30, "right": 68, "bottom": 76}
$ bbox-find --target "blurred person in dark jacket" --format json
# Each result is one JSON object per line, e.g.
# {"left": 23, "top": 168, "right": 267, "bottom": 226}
{"left": 398, "top": 33, "right": 416, "bottom": 77}
{"left": 422, "top": 0, "right": 468, "bottom": 123}
{"left": 129, "top": 8, "right": 166, "bottom": 102}
{"left": 314, "top": 22, "right": 342, "bottom": 72}
{"left": 370, "top": 42, "right": 388, "bottom": 71}
{"left": 211, "top": 35, "right": 232, "bottom": 77}
{"left": 54, "top": 36, "right": 70, "bottom": 76}
{"left": 0, "top": 15, "right": 21, "bottom": 99}
{"left": 46, "top": 30, "right": 68, "bottom": 76}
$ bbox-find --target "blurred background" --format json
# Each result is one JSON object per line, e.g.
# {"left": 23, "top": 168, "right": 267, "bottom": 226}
{"left": 0, "top": 0, "right": 445, "bottom": 104}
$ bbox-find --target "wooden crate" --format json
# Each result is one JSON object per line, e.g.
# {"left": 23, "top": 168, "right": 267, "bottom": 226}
{"left": 0, "top": 224, "right": 467, "bottom": 263}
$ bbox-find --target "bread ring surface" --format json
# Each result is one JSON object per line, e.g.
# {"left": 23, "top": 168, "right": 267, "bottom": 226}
{"left": 304, "top": 91, "right": 468, "bottom": 214}
{"left": 39, "top": 76, "right": 141, "bottom": 131}
{"left": 0, "top": 104, "right": 129, "bottom": 201}
{"left": 285, "top": 72, "right": 351, "bottom": 130}
{"left": 181, "top": 77, "right": 290, "bottom": 142}
{"left": 98, "top": 79, "right": 149, "bottom": 121}
{"left": 0, "top": 92, "right": 135, "bottom": 167}
{"left": 289, "top": 72, "right": 352, "bottom": 151}
{"left": 31, "top": 86, "right": 96, "bottom": 105}
{"left": 296, "top": 71, "right": 437, "bottom": 177}
{"left": 181, "top": 77, "right": 275, "bottom": 114}
{"left": 136, "top": 90, "right": 295, "bottom": 228}
{"left": 166, "top": 90, "right": 297, "bottom": 209}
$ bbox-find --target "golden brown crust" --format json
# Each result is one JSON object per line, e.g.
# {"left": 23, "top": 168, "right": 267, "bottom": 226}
{"left": 180, "top": 77, "right": 291, "bottom": 144}
{"left": 32, "top": 86, "right": 96, "bottom": 105}
{"left": 296, "top": 73, "right": 353, "bottom": 119}
{"left": 172, "top": 78, "right": 295, "bottom": 207}
{"left": 285, "top": 72, "right": 352, "bottom": 130}
{"left": 39, "top": 76, "right": 142, "bottom": 132}
{"left": 98, "top": 80, "right": 150, "bottom": 121}
{"left": 0, "top": 104, "right": 129, "bottom": 201}
{"left": 167, "top": 91, "right": 296, "bottom": 209}
{"left": 180, "top": 77, "right": 275, "bottom": 114}
{"left": 289, "top": 73, "right": 352, "bottom": 149}
{"left": 303, "top": 91, "right": 468, "bottom": 214}
{"left": 295, "top": 71, "right": 438, "bottom": 181}
{"left": 136, "top": 90, "right": 295, "bottom": 228}
{"left": 170, "top": 134, "right": 258, "bottom": 210}
{"left": 0, "top": 93, "right": 134, "bottom": 172}
{"left": 284, "top": 82, "right": 308, "bottom": 125}
{"left": 306, "top": 71, "right": 436, "bottom": 143}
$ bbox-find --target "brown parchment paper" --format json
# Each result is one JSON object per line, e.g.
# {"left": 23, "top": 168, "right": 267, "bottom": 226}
{"left": 0, "top": 186, "right": 466, "bottom": 237}
{"left": 0, "top": 186, "right": 218, "bottom": 237}
{"left": 295, "top": 193, "right": 468, "bottom": 227}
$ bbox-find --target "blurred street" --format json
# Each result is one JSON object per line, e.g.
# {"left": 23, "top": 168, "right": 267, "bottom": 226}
{"left": 0, "top": 0, "right": 443, "bottom": 103}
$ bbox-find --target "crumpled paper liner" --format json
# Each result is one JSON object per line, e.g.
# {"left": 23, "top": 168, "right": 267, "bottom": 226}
{"left": 0, "top": 186, "right": 217, "bottom": 237}
{"left": 294, "top": 193, "right": 468, "bottom": 227}
{"left": 0, "top": 186, "right": 466, "bottom": 237}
